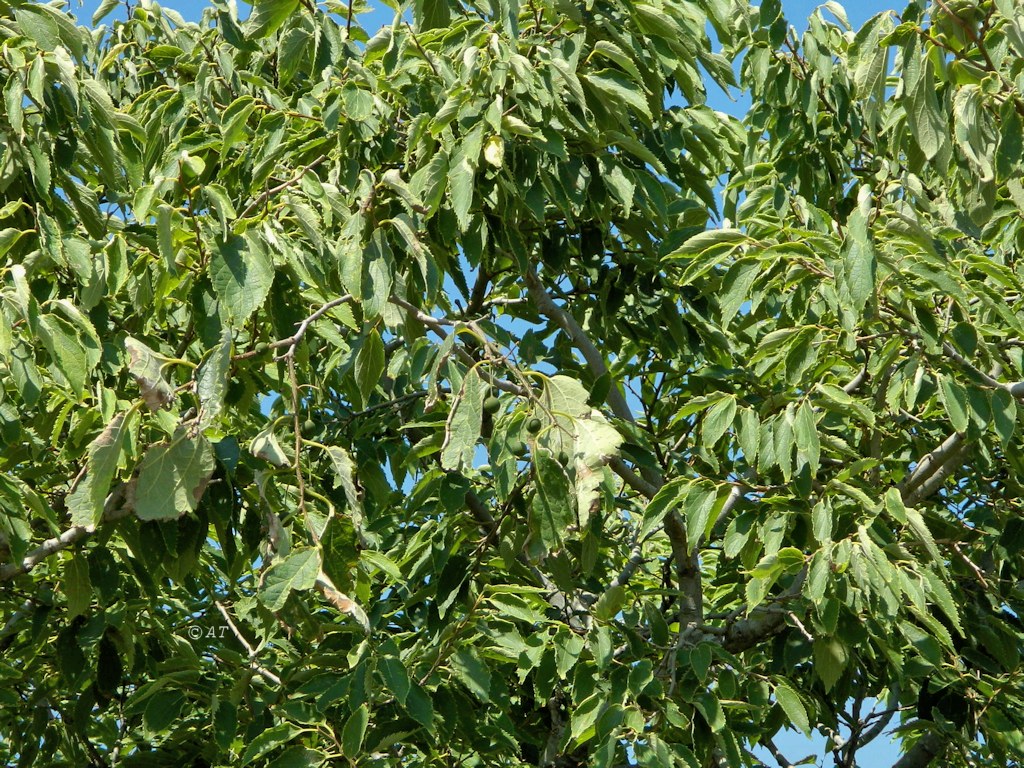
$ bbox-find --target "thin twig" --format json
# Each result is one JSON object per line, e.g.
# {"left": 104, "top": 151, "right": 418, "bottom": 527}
{"left": 237, "top": 154, "right": 327, "bottom": 220}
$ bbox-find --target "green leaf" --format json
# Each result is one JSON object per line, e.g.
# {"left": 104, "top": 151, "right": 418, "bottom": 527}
{"left": 450, "top": 648, "right": 491, "bottom": 701}
{"left": 684, "top": 482, "right": 718, "bottom": 551}
{"left": 209, "top": 232, "right": 275, "bottom": 324}
{"left": 125, "top": 336, "right": 176, "bottom": 411}
{"left": 65, "top": 554, "right": 92, "bottom": 618}
{"left": 320, "top": 514, "right": 358, "bottom": 593}
{"left": 326, "top": 446, "right": 363, "bottom": 520}
{"left": 197, "top": 327, "right": 232, "bottom": 425}
{"left": 593, "top": 585, "right": 625, "bottom": 622}
{"left": 15, "top": 6, "right": 60, "bottom": 51}
{"left": 241, "top": 723, "right": 301, "bottom": 765}
{"left": 448, "top": 123, "right": 484, "bottom": 230}
{"left": 842, "top": 187, "right": 876, "bottom": 309}
{"left": 774, "top": 681, "right": 810, "bottom": 736}
{"left": 583, "top": 70, "right": 652, "bottom": 121}
{"left": 906, "top": 57, "right": 947, "bottom": 161}
{"left": 39, "top": 314, "right": 87, "bottom": 396}
{"left": 67, "top": 413, "right": 133, "bottom": 527}
{"left": 992, "top": 388, "right": 1017, "bottom": 448}
{"left": 701, "top": 395, "right": 736, "bottom": 451}
{"left": 405, "top": 683, "right": 434, "bottom": 729}
{"left": 813, "top": 638, "right": 848, "bottom": 692}
{"left": 640, "top": 477, "right": 687, "bottom": 539}
{"left": 410, "top": 151, "right": 449, "bottom": 217}
{"left": 246, "top": 0, "right": 300, "bottom": 39}
{"left": 938, "top": 375, "right": 970, "bottom": 433}
{"left": 530, "top": 450, "right": 575, "bottom": 553}
{"left": 260, "top": 548, "right": 322, "bottom": 612}
{"left": 441, "top": 367, "right": 485, "bottom": 470}
{"left": 251, "top": 424, "right": 291, "bottom": 467}
{"left": 414, "top": 0, "right": 451, "bottom": 30}
{"left": 341, "top": 703, "right": 369, "bottom": 756}
{"left": 134, "top": 431, "right": 215, "bottom": 521}
{"left": 591, "top": 40, "right": 644, "bottom": 85}
{"left": 355, "top": 329, "right": 385, "bottom": 409}
{"left": 905, "top": 504, "right": 942, "bottom": 564}
{"left": 378, "top": 657, "right": 410, "bottom": 706}
{"left": 144, "top": 689, "right": 185, "bottom": 734}
{"left": 922, "top": 569, "right": 963, "bottom": 637}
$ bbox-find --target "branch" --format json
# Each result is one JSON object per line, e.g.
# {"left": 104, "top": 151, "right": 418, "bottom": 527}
{"left": 524, "top": 268, "right": 633, "bottom": 423}
{"left": 275, "top": 295, "right": 352, "bottom": 360}
{"left": 892, "top": 732, "right": 945, "bottom": 768}
{"left": 523, "top": 268, "right": 707, "bottom": 633}
{"left": 760, "top": 737, "right": 795, "bottom": 768}
{"left": 897, "top": 432, "right": 965, "bottom": 502}
{"left": 388, "top": 296, "right": 528, "bottom": 397}
{"left": 607, "top": 456, "right": 659, "bottom": 498}
{"left": 237, "top": 154, "right": 326, "bottom": 220}
{"left": 0, "top": 484, "right": 133, "bottom": 583}
{"left": 214, "top": 601, "right": 282, "bottom": 686}
{"left": 722, "top": 568, "right": 807, "bottom": 653}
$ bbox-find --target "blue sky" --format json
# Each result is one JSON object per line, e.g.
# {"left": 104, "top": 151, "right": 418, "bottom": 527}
{"left": 67, "top": 0, "right": 912, "bottom": 763}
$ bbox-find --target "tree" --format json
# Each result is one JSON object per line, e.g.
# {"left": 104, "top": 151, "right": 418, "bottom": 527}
{"left": 1, "top": 0, "right": 1023, "bottom": 764}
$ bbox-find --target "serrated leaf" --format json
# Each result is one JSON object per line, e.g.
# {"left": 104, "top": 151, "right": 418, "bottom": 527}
{"left": 992, "top": 388, "right": 1017, "bottom": 448}
{"left": 905, "top": 505, "right": 941, "bottom": 564}
{"left": 378, "top": 657, "right": 410, "bottom": 706}
{"left": 355, "top": 329, "right": 385, "bottom": 409}
{"left": 246, "top": 0, "right": 300, "bottom": 39}
{"left": 701, "top": 395, "right": 736, "bottom": 451}
{"left": 583, "top": 70, "right": 652, "bottom": 121}
{"left": 441, "top": 366, "right": 484, "bottom": 470}
{"left": 938, "top": 375, "right": 970, "bottom": 433}
{"left": 450, "top": 648, "right": 490, "bottom": 701}
{"left": 640, "top": 477, "right": 687, "bottom": 539}
{"left": 197, "top": 327, "right": 231, "bottom": 425}
{"left": 774, "top": 681, "right": 810, "bottom": 736}
{"left": 684, "top": 482, "right": 718, "bottom": 552}
{"left": 530, "top": 450, "right": 575, "bottom": 553}
{"left": 260, "top": 548, "right": 322, "bottom": 611}
{"left": 326, "top": 445, "right": 363, "bottom": 523}
{"left": 134, "top": 431, "right": 214, "bottom": 522}
{"left": 813, "top": 638, "right": 848, "bottom": 692}
{"left": 410, "top": 151, "right": 449, "bottom": 217}
{"left": 241, "top": 723, "right": 301, "bottom": 765}
{"left": 321, "top": 514, "right": 358, "bottom": 593}
{"left": 922, "top": 569, "right": 963, "bottom": 637}
{"left": 251, "top": 424, "right": 290, "bottom": 466}
{"left": 125, "top": 337, "right": 176, "bottom": 411}
{"left": 68, "top": 413, "right": 132, "bottom": 527}
{"left": 65, "top": 554, "right": 92, "bottom": 618}
{"left": 39, "top": 314, "right": 87, "bottom": 396}
{"left": 448, "top": 124, "right": 484, "bottom": 230}
{"left": 209, "top": 232, "right": 275, "bottom": 324}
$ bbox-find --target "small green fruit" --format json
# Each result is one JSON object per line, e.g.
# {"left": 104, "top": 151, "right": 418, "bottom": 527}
{"left": 558, "top": 451, "right": 570, "bottom": 465}
{"left": 255, "top": 342, "right": 270, "bottom": 354}
{"left": 483, "top": 396, "right": 501, "bottom": 414}
{"left": 302, "top": 419, "right": 316, "bottom": 436}
{"left": 509, "top": 439, "right": 528, "bottom": 457}
{"left": 526, "top": 417, "right": 542, "bottom": 434}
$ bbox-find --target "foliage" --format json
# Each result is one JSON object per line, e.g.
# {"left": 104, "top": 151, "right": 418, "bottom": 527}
{"left": 1, "top": 0, "right": 1023, "bottom": 766}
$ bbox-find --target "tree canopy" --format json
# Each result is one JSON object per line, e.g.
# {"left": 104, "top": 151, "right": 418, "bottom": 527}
{"left": 1, "top": 0, "right": 1023, "bottom": 765}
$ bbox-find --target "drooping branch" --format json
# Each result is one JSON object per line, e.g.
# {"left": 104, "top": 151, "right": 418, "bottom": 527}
{"left": 0, "top": 484, "right": 133, "bottom": 583}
